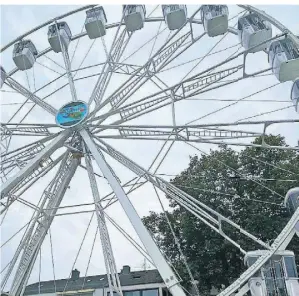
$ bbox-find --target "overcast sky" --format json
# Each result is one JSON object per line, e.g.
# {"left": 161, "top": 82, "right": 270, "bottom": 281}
{"left": 1, "top": 4, "right": 299, "bottom": 290}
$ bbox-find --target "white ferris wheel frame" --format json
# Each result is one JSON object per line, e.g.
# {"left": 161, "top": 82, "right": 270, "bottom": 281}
{"left": 1, "top": 4, "right": 299, "bottom": 296}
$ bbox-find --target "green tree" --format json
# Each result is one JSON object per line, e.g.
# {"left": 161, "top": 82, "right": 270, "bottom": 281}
{"left": 142, "top": 135, "right": 299, "bottom": 295}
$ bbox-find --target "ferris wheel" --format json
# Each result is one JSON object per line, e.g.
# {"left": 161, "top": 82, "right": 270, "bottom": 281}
{"left": 1, "top": 4, "right": 299, "bottom": 296}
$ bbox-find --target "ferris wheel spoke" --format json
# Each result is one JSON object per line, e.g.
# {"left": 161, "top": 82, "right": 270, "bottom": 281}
{"left": 88, "top": 24, "right": 132, "bottom": 106}
{"left": 27, "top": 61, "right": 150, "bottom": 104}
{"left": 80, "top": 128, "right": 187, "bottom": 296}
{"left": 93, "top": 136, "right": 274, "bottom": 251}
{"left": 1, "top": 153, "right": 66, "bottom": 215}
{"left": 1, "top": 130, "right": 70, "bottom": 199}
{"left": 92, "top": 124, "right": 299, "bottom": 151}
{"left": 54, "top": 21, "right": 79, "bottom": 102}
{"left": 1, "top": 152, "right": 79, "bottom": 294}
{"left": 101, "top": 140, "right": 176, "bottom": 210}
{"left": 1, "top": 130, "right": 58, "bottom": 162}
{"left": 93, "top": 29, "right": 133, "bottom": 106}
{"left": 90, "top": 32, "right": 284, "bottom": 128}
{"left": 0, "top": 125, "right": 59, "bottom": 163}
{"left": 86, "top": 64, "right": 252, "bottom": 127}
{"left": 3, "top": 72, "right": 57, "bottom": 116}
{"left": 104, "top": 211, "right": 155, "bottom": 267}
{"left": 94, "top": 124, "right": 263, "bottom": 141}
{"left": 89, "top": 30, "right": 283, "bottom": 127}
{"left": 84, "top": 146, "right": 123, "bottom": 296}
{"left": 95, "top": 28, "right": 205, "bottom": 116}
{"left": 87, "top": 7, "right": 203, "bottom": 122}
{"left": 0, "top": 123, "right": 56, "bottom": 138}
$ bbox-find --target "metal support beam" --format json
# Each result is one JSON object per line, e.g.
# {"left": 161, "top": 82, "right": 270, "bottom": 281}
{"left": 84, "top": 149, "right": 123, "bottom": 296}
{"left": 4, "top": 75, "right": 57, "bottom": 116}
{"left": 1, "top": 131, "right": 70, "bottom": 198}
{"left": 1, "top": 153, "right": 66, "bottom": 214}
{"left": 3, "top": 153, "right": 79, "bottom": 296}
{"left": 94, "top": 137, "right": 271, "bottom": 251}
{"left": 87, "top": 7, "right": 203, "bottom": 121}
{"left": 80, "top": 129, "right": 186, "bottom": 296}
{"left": 88, "top": 28, "right": 131, "bottom": 106}
{"left": 55, "top": 21, "right": 78, "bottom": 102}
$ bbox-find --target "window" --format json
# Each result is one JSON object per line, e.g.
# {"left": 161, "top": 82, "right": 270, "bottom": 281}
{"left": 169, "top": 5, "right": 180, "bottom": 12}
{"left": 247, "top": 256, "right": 262, "bottom": 277}
{"left": 284, "top": 256, "right": 298, "bottom": 278}
{"left": 247, "top": 256, "right": 258, "bottom": 267}
{"left": 109, "top": 289, "right": 158, "bottom": 296}
{"left": 142, "top": 290, "right": 159, "bottom": 296}
{"left": 127, "top": 6, "right": 137, "bottom": 14}
{"left": 60, "top": 293, "right": 94, "bottom": 296}
{"left": 124, "top": 291, "right": 140, "bottom": 296}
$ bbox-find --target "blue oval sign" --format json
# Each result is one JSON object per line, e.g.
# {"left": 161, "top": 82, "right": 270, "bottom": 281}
{"left": 56, "top": 101, "right": 88, "bottom": 128}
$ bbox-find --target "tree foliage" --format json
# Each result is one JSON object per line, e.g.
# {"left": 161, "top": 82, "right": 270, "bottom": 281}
{"left": 142, "top": 136, "right": 299, "bottom": 295}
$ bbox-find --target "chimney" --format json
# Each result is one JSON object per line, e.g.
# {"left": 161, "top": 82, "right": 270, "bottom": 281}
{"left": 71, "top": 269, "right": 80, "bottom": 280}
{"left": 121, "top": 265, "right": 131, "bottom": 275}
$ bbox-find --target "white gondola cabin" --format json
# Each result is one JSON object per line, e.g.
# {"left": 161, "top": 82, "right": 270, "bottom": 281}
{"left": 123, "top": 5, "right": 146, "bottom": 32}
{"left": 162, "top": 5, "right": 187, "bottom": 31}
{"left": 85, "top": 6, "right": 107, "bottom": 39}
{"left": 238, "top": 13, "right": 272, "bottom": 53}
{"left": 244, "top": 250, "right": 299, "bottom": 296}
{"left": 268, "top": 38, "right": 299, "bottom": 82}
{"left": 0, "top": 66, "right": 6, "bottom": 89}
{"left": 12, "top": 40, "right": 37, "bottom": 71}
{"left": 48, "top": 22, "right": 72, "bottom": 53}
{"left": 201, "top": 5, "right": 229, "bottom": 37}
{"left": 291, "top": 79, "right": 299, "bottom": 113}
{"left": 284, "top": 187, "right": 299, "bottom": 237}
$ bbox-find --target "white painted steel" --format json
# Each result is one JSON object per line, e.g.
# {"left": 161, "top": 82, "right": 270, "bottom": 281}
{"left": 9, "top": 154, "right": 79, "bottom": 296}
{"left": 1, "top": 131, "right": 70, "bottom": 198}
{"left": 1, "top": 5, "right": 299, "bottom": 296}
{"left": 84, "top": 150, "right": 123, "bottom": 296}
{"left": 80, "top": 129, "right": 186, "bottom": 296}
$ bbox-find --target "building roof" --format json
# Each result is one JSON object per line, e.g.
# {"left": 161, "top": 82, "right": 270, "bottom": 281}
{"left": 24, "top": 267, "right": 163, "bottom": 295}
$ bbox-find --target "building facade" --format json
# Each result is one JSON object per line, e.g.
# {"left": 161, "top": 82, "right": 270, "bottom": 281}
{"left": 23, "top": 266, "right": 168, "bottom": 296}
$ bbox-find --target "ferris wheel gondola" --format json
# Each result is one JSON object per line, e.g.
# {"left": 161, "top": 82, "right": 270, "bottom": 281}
{"left": 12, "top": 40, "right": 38, "bottom": 70}
{"left": 123, "top": 5, "right": 146, "bottom": 32}
{"left": 201, "top": 5, "right": 229, "bottom": 37}
{"left": 244, "top": 250, "right": 299, "bottom": 296}
{"left": 162, "top": 5, "right": 187, "bottom": 30}
{"left": 284, "top": 187, "right": 299, "bottom": 237}
{"left": 85, "top": 6, "right": 107, "bottom": 39}
{"left": 47, "top": 21, "right": 72, "bottom": 53}
{"left": 238, "top": 12, "right": 272, "bottom": 53}
{"left": 291, "top": 79, "right": 299, "bottom": 113}
{"left": 268, "top": 37, "right": 299, "bottom": 82}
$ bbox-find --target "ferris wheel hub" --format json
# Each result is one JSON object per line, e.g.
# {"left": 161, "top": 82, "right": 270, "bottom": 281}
{"left": 55, "top": 100, "right": 89, "bottom": 128}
